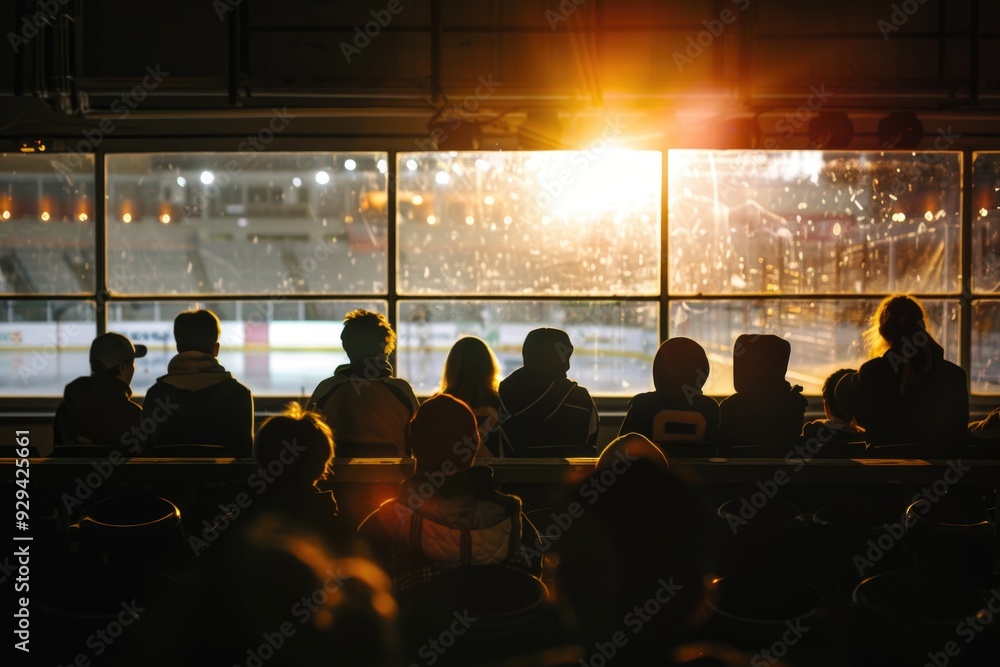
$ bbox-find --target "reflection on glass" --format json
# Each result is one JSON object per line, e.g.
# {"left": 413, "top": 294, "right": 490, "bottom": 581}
{"left": 0, "top": 300, "right": 96, "bottom": 396}
{"left": 397, "top": 151, "right": 661, "bottom": 295}
{"left": 972, "top": 301, "right": 1000, "bottom": 394}
{"left": 397, "top": 300, "right": 659, "bottom": 395}
{"left": 106, "top": 153, "right": 389, "bottom": 295}
{"left": 668, "top": 150, "right": 961, "bottom": 295}
{"left": 670, "top": 299, "right": 960, "bottom": 396}
{"left": 107, "top": 300, "right": 387, "bottom": 396}
{"left": 0, "top": 153, "right": 95, "bottom": 294}
{"left": 973, "top": 152, "right": 1000, "bottom": 294}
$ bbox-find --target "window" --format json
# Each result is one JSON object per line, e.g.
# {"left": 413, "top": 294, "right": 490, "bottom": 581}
{"left": 667, "top": 149, "right": 969, "bottom": 395}
{"left": 1, "top": 147, "right": 996, "bottom": 400}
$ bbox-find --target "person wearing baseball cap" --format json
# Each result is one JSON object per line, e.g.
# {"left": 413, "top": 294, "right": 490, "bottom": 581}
{"left": 53, "top": 332, "right": 147, "bottom": 452}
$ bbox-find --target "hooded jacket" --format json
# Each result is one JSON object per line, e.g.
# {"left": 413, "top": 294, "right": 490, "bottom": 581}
{"left": 357, "top": 466, "right": 542, "bottom": 595}
{"left": 619, "top": 337, "right": 720, "bottom": 443}
{"left": 142, "top": 351, "right": 254, "bottom": 457}
{"left": 498, "top": 329, "right": 599, "bottom": 455}
{"left": 718, "top": 334, "right": 807, "bottom": 447}
{"left": 835, "top": 338, "right": 968, "bottom": 450}
{"left": 308, "top": 358, "right": 419, "bottom": 456}
{"left": 53, "top": 373, "right": 142, "bottom": 450}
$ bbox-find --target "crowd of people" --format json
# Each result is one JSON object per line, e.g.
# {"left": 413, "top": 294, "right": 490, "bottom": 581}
{"left": 53, "top": 295, "right": 993, "bottom": 462}
{"left": 38, "top": 295, "right": 999, "bottom": 665}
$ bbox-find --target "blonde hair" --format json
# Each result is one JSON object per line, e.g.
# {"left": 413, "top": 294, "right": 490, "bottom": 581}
{"left": 440, "top": 336, "right": 502, "bottom": 407}
{"left": 864, "top": 294, "right": 931, "bottom": 358}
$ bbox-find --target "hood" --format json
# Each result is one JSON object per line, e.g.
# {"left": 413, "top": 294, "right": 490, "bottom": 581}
{"left": 652, "top": 337, "right": 709, "bottom": 394}
{"left": 335, "top": 357, "right": 392, "bottom": 379}
{"left": 732, "top": 334, "right": 792, "bottom": 393}
{"left": 157, "top": 351, "right": 233, "bottom": 391}
{"left": 376, "top": 467, "right": 522, "bottom": 569}
{"left": 522, "top": 328, "right": 572, "bottom": 380}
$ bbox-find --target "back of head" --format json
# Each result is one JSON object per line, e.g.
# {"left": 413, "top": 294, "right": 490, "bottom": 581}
{"left": 732, "top": 333, "right": 791, "bottom": 393}
{"left": 342, "top": 309, "right": 395, "bottom": 361}
{"left": 866, "top": 294, "right": 930, "bottom": 357}
{"left": 652, "top": 337, "right": 710, "bottom": 393}
{"left": 408, "top": 394, "right": 480, "bottom": 472}
{"left": 597, "top": 433, "right": 670, "bottom": 472}
{"left": 255, "top": 403, "right": 334, "bottom": 487}
{"left": 441, "top": 336, "right": 500, "bottom": 405}
{"left": 556, "top": 453, "right": 711, "bottom": 658}
{"left": 823, "top": 368, "right": 855, "bottom": 422}
{"left": 174, "top": 309, "right": 221, "bottom": 354}
{"left": 521, "top": 328, "right": 573, "bottom": 380}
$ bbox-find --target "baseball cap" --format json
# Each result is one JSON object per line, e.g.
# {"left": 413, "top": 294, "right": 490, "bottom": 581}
{"left": 90, "top": 333, "right": 147, "bottom": 371}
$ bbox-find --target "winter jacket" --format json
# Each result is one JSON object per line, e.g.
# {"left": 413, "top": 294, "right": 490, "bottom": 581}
{"left": 53, "top": 373, "right": 142, "bottom": 451}
{"left": 142, "top": 351, "right": 254, "bottom": 457}
{"left": 718, "top": 334, "right": 808, "bottom": 447}
{"left": 621, "top": 336, "right": 719, "bottom": 443}
{"left": 499, "top": 368, "right": 599, "bottom": 455}
{"left": 835, "top": 339, "right": 968, "bottom": 451}
{"left": 308, "top": 359, "right": 419, "bottom": 456}
{"left": 357, "top": 466, "right": 543, "bottom": 594}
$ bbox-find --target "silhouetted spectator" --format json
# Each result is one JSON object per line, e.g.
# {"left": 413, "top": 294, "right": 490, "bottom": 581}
{"left": 554, "top": 433, "right": 714, "bottom": 664}
{"left": 53, "top": 332, "right": 146, "bottom": 451}
{"left": 358, "top": 394, "right": 543, "bottom": 597}
{"left": 718, "top": 334, "right": 807, "bottom": 448}
{"left": 143, "top": 309, "right": 254, "bottom": 456}
{"left": 441, "top": 336, "right": 509, "bottom": 456}
{"left": 123, "top": 517, "right": 400, "bottom": 667}
{"left": 835, "top": 295, "right": 968, "bottom": 450}
{"left": 249, "top": 402, "right": 353, "bottom": 551}
{"left": 801, "top": 368, "right": 864, "bottom": 445}
{"left": 619, "top": 337, "right": 719, "bottom": 444}
{"left": 498, "top": 328, "right": 599, "bottom": 456}
{"left": 308, "top": 310, "right": 418, "bottom": 457}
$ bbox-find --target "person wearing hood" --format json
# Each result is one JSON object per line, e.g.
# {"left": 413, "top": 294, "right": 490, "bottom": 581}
{"left": 498, "top": 327, "right": 599, "bottom": 456}
{"left": 308, "top": 309, "right": 418, "bottom": 457}
{"left": 618, "top": 337, "right": 719, "bottom": 444}
{"left": 718, "top": 333, "right": 808, "bottom": 448}
{"left": 835, "top": 295, "right": 968, "bottom": 451}
{"left": 357, "top": 393, "right": 543, "bottom": 597}
{"left": 53, "top": 332, "right": 147, "bottom": 451}
{"left": 142, "top": 309, "right": 254, "bottom": 456}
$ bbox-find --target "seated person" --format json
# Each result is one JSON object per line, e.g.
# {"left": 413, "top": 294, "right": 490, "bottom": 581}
{"left": 248, "top": 402, "right": 352, "bottom": 550}
{"left": 440, "top": 336, "right": 509, "bottom": 456}
{"left": 357, "top": 394, "right": 543, "bottom": 598}
{"left": 308, "top": 310, "right": 418, "bottom": 457}
{"left": 801, "top": 368, "right": 865, "bottom": 446}
{"left": 53, "top": 332, "right": 147, "bottom": 451}
{"left": 498, "top": 328, "right": 599, "bottom": 456}
{"left": 835, "top": 295, "right": 968, "bottom": 451}
{"left": 718, "top": 334, "right": 807, "bottom": 448}
{"left": 142, "top": 309, "right": 254, "bottom": 457}
{"left": 619, "top": 337, "right": 719, "bottom": 444}
{"left": 553, "top": 434, "right": 714, "bottom": 664}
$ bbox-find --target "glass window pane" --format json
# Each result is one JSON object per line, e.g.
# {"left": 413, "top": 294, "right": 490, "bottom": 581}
{"left": 108, "top": 300, "right": 387, "bottom": 396}
{"left": 106, "top": 153, "right": 389, "bottom": 295}
{"left": 0, "top": 153, "right": 95, "bottom": 295}
{"left": 670, "top": 299, "right": 960, "bottom": 396}
{"left": 397, "top": 151, "right": 661, "bottom": 296}
{"left": 397, "top": 300, "right": 659, "bottom": 396}
{"left": 973, "top": 152, "right": 1000, "bottom": 294}
{"left": 0, "top": 300, "right": 96, "bottom": 396}
{"left": 668, "top": 150, "right": 962, "bottom": 295}
{"left": 972, "top": 300, "right": 1000, "bottom": 394}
